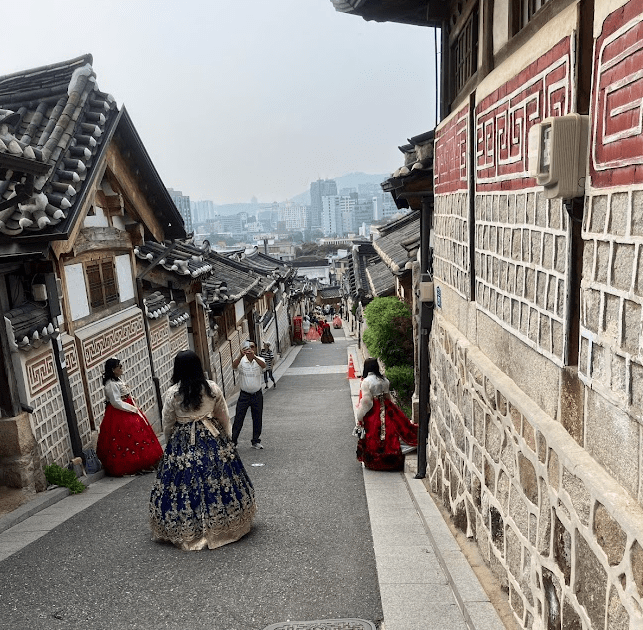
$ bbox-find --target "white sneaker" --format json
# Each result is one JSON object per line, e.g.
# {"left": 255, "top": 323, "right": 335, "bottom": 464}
{"left": 251, "top": 443, "right": 264, "bottom": 450}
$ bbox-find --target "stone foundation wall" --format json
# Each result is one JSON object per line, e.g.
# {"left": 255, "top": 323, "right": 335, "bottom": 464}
{"left": 428, "top": 314, "right": 643, "bottom": 629}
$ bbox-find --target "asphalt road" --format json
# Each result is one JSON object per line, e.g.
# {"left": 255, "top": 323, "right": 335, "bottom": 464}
{"left": 0, "top": 327, "right": 383, "bottom": 630}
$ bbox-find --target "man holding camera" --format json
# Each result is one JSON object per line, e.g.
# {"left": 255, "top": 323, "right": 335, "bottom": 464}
{"left": 232, "top": 340, "right": 266, "bottom": 449}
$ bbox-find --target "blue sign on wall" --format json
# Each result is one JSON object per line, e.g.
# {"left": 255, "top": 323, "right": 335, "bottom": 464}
{"left": 436, "top": 285, "right": 442, "bottom": 309}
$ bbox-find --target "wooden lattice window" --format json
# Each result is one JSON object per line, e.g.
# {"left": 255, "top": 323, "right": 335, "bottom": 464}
{"left": 451, "top": 6, "right": 479, "bottom": 98}
{"left": 513, "top": 0, "right": 552, "bottom": 33}
{"left": 85, "top": 259, "right": 119, "bottom": 311}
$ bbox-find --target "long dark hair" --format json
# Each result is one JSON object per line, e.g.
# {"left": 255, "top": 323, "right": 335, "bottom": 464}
{"left": 103, "top": 358, "right": 121, "bottom": 384}
{"left": 362, "top": 358, "right": 384, "bottom": 379}
{"left": 171, "top": 350, "right": 214, "bottom": 411}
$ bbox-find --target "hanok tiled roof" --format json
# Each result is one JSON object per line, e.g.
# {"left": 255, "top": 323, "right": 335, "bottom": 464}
{"left": 331, "top": 0, "right": 445, "bottom": 26}
{"left": 344, "top": 242, "right": 379, "bottom": 301}
{"left": 135, "top": 239, "right": 264, "bottom": 306}
{"left": 4, "top": 303, "right": 59, "bottom": 352}
{"left": 135, "top": 241, "right": 213, "bottom": 279}
{"left": 168, "top": 306, "right": 189, "bottom": 327}
{"left": 142, "top": 291, "right": 172, "bottom": 319}
{"left": 0, "top": 55, "right": 184, "bottom": 244}
{"left": 366, "top": 258, "right": 396, "bottom": 297}
{"left": 373, "top": 210, "right": 420, "bottom": 275}
{"left": 289, "top": 257, "right": 330, "bottom": 268}
{"left": 318, "top": 285, "right": 343, "bottom": 300}
{"left": 238, "top": 248, "right": 296, "bottom": 281}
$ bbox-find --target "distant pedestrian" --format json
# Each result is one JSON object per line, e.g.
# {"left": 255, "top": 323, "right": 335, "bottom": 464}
{"left": 260, "top": 341, "right": 276, "bottom": 389}
{"left": 354, "top": 358, "right": 417, "bottom": 471}
{"left": 232, "top": 340, "right": 266, "bottom": 449}
{"left": 96, "top": 358, "right": 162, "bottom": 476}
{"left": 149, "top": 350, "right": 256, "bottom": 551}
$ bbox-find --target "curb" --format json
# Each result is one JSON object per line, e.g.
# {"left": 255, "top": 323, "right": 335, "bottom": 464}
{"left": 0, "top": 469, "right": 105, "bottom": 535}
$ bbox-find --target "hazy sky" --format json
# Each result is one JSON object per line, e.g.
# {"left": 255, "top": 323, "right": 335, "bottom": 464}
{"left": 3, "top": 1, "right": 438, "bottom": 205}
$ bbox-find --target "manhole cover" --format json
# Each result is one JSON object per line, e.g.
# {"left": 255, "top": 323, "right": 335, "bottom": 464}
{"left": 263, "top": 620, "right": 376, "bottom": 630}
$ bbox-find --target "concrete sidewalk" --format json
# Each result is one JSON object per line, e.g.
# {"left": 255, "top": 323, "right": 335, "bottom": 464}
{"left": 345, "top": 323, "right": 506, "bottom": 630}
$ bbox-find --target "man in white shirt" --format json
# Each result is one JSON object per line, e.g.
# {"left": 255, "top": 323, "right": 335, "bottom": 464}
{"left": 232, "top": 340, "right": 266, "bottom": 449}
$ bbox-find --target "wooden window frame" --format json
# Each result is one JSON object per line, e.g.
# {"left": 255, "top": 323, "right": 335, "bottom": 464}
{"left": 84, "top": 257, "right": 119, "bottom": 313}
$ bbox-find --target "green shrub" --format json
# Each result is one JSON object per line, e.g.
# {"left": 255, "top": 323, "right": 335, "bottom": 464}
{"left": 362, "top": 297, "right": 413, "bottom": 367}
{"left": 385, "top": 364, "right": 415, "bottom": 405}
{"left": 44, "top": 463, "right": 85, "bottom": 494}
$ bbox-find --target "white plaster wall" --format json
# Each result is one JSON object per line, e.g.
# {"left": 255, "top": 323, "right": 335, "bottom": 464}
{"left": 234, "top": 299, "right": 245, "bottom": 326}
{"left": 83, "top": 205, "right": 109, "bottom": 228}
{"left": 493, "top": 0, "right": 510, "bottom": 54}
{"left": 115, "top": 254, "right": 135, "bottom": 302}
{"left": 65, "top": 263, "right": 90, "bottom": 321}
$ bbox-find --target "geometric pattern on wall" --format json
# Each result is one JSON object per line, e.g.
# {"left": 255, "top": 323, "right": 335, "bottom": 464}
{"left": 435, "top": 103, "right": 468, "bottom": 195}
{"left": 476, "top": 37, "right": 572, "bottom": 192}
{"left": 83, "top": 312, "right": 155, "bottom": 428}
{"left": 433, "top": 191, "right": 471, "bottom": 298}
{"left": 578, "top": 188, "right": 643, "bottom": 412}
{"left": 475, "top": 191, "right": 569, "bottom": 365}
{"left": 590, "top": 2, "right": 643, "bottom": 187}
{"left": 28, "top": 377, "right": 72, "bottom": 467}
{"left": 150, "top": 319, "right": 172, "bottom": 401}
{"left": 80, "top": 312, "right": 145, "bottom": 370}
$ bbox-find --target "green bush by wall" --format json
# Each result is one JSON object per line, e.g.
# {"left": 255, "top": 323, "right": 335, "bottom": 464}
{"left": 362, "top": 297, "right": 413, "bottom": 368}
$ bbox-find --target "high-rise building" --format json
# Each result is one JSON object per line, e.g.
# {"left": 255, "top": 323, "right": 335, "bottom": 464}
{"left": 278, "top": 202, "right": 308, "bottom": 230}
{"left": 192, "top": 199, "right": 216, "bottom": 223}
{"left": 167, "top": 188, "right": 192, "bottom": 233}
{"left": 310, "top": 178, "right": 337, "bottom": 229}
{"left": 322, "top": 194, "right": 356, "bottom": 237}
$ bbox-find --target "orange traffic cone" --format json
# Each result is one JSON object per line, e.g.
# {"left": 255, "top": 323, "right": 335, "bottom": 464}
{"left": 348, "top": 356, "right": 356, "bottom": 379}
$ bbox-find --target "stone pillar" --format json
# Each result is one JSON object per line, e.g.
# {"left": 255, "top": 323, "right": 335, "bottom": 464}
{"left": 0, "top": 412, "right": 46, "bottom": 491}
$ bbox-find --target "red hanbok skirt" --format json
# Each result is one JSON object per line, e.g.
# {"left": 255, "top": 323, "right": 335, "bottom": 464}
{"left": 356, "top": 395, "right": 418, "bottom": 471}
{"left": 96, "top": 397, "right": 163, "bottom": 476}
{"left": 333, "top": 316, "right": 342, "bottom": 328}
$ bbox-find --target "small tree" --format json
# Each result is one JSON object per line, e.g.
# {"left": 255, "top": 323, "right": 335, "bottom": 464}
{"left": 362, "top": 297, "right": 413, "bottom": 368}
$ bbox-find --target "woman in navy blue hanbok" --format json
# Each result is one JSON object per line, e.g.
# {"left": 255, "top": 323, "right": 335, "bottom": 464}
{"left": 149, "top": 350, "right": 256, "bottom": 551}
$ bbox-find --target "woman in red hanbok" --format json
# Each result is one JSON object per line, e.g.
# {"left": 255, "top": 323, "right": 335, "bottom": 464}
{"left": 96, "top": 358, "right": 163, "bottom": 476}
{"left": 354, "top": 358, "right": 417, "bottom": 471}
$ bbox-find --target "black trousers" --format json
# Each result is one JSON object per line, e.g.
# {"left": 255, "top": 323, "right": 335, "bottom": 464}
{"left": 263, "top": 369, "right": 275, "bottom": 386}
{"left": 232, "top": 390, "right": 263, "bottom": 445}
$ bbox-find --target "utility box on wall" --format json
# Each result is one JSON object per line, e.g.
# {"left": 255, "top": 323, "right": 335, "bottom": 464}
{"left": 528, "top": 113, "right": 589, "bottom": 199}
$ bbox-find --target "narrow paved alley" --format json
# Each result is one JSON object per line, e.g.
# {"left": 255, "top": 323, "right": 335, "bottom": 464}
{"left": 0, "top": 323, "right": 508, "bottom": 630}
{"left": 0, "top": 327, "right": 383, "bottom": 630}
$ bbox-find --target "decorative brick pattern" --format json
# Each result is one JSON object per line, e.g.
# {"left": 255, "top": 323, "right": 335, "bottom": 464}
{"left": 433, "top": 192, "right": 471, "bottom": 298}
{"left": 27, "top": 370, "right": 72, "bottom": 467}
{"left": 475, "top": 191, "right": 569, "bottom": 364}
{"left": 428, "top": 316, "right": 643, "bottom": 629}
{"left": 84, "top": 317, "right": 156, "bottom": 429}
{"left": 150, "top": 319, "right": 172, "bottom": 399}
{"left": 80, "top": 313, "right": 145, "bottom": 370}
{"left": 25, "top": 352, "right": 56, "bottom": 398}
{"left": 475, "top": 38, "right": 572, "bottom": 192}
{"left": 590, "top": 3, "right": 643, "bottom": 187}
{"left": 435, "top": 104, "right": 468, "bottom": 195}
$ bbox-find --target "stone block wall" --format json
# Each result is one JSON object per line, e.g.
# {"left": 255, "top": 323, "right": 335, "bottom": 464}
{"left": 62, "top": 334, "right": 91, "bottom": 449}
{"left": 475, "top": 192, "right": 569, "bottom": 365}
{"left": 578, "top": 188, "right": 643, "bottom": 501}
{"left": 433, "top": 192, "right": 471, "bottom": 299}
{"left": 16, "top": 346, "right": 72, "bottom": 468}
{"left": 428, "top": 315, "right": 643, "bottom": 629}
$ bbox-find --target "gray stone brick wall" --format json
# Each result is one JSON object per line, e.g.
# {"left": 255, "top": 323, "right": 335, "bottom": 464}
{"left": 428, "top": 314, "right": 643, "bottom": 629}
{"left": 433, "top": 192, "right": 470, "bottom": 299}
{"left": 475, "top": 192, "right": 568, "bottom": 365}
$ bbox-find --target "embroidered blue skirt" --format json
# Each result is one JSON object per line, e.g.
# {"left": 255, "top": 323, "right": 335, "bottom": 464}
{"left": 149, "top": 422, "right": 256, "bottom": 550}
